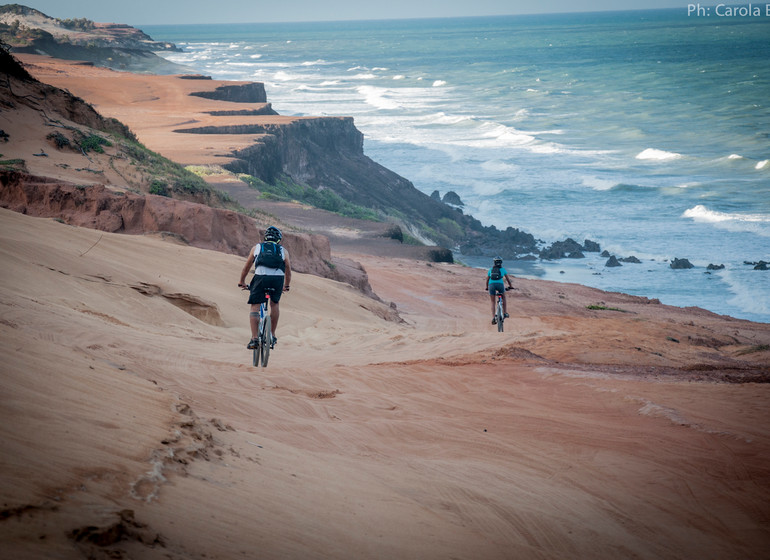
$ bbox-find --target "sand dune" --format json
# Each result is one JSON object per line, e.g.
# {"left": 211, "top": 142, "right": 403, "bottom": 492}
{"left": 1, "top": 207, "right": 769, "bottom": 559}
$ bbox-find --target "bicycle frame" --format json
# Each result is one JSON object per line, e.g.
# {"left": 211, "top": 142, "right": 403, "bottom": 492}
{"left": 253, "top": 289, "right": 274, "bottom": 367}
{"left": 495, "top": 293, "right": 505, "bottom": 332}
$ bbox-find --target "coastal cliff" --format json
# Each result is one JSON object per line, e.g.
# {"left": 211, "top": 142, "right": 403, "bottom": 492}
{"left": 174, "top": 112, "right": 540, "bottom": 257}
{"left": 0, "top": 4, "right": 185, "bottom": 73}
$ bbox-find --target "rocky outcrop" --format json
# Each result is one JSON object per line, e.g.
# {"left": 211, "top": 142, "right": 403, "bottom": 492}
{"left": 190, "top": 84, "right": 269, "bottom": 104}
{"left": 671, "top": 258, "right": 694, "bottom": 269}
{"left": 0, "top": 171, "right": 376, "bottom": 297}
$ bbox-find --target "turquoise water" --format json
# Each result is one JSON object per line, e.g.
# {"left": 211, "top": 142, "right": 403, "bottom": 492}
{"left": 145, "top": 10, "right": 770, "bottom": 322}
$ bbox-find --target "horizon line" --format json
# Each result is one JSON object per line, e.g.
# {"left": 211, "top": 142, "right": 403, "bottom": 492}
{"left": 135, "top": 6, "right": 686, "bottom": 28}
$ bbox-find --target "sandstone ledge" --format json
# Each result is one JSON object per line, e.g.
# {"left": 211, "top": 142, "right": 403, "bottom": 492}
{"left": 0, "top": 171, "right": 376, "bottom": 298}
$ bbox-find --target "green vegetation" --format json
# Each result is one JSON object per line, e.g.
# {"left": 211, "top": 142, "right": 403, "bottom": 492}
{"left": 0, "top": 20, "right": 49, "bottom": 47}
{"left": 119, "top": 140, "right": 211, "bottom": 197}
{"left": 47, "top": 131, "right": 70, "bottom": 149}
{"left": 0, "top": 158, "right": 25, "bottom": 168}
{"left": 76, "top": 133, "right": 112, "bottom": 154}
{"left": 586, "top": 304, "right": 628, "bottom": 312}
{"left": 149, "top": 180, "right": 170, "bottom": 197}
{"left": 56, "top": 18, "right": 95, "bottom": 32}
{"left": 240, "top": 174, "right": 381, "bottom": 221}
{"left": 737, "top": 344, "right": 770, "bottom": 356}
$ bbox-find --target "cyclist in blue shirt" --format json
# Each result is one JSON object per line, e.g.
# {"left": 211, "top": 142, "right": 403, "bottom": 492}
{"left": 486, "top": 256, "right": 514, "bottom": 324}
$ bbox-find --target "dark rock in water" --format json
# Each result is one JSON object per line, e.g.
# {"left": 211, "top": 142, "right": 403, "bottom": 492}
{"left": 459, "top": 225, "right": 538, "bottom": 261}
{"left": 568, "top": 251, "right": 585, "bottom": 259}
{"left": 707, "top": 263, "right": 725, "bottom": 270}
{"left": 755, "top": 261, "right": 769, "bottom": 270}
{"left": 601, "top": 250, "right": 611, "bottom": 258}
{"left": 583, "top": 239, "right": 601, "bottom": 252}
{"left": 605, "top": 255, "right": 622, "bottom": 267}
{"left": 620, "top": 256, "right": 641, "bottom": 264}
{"left": 442, "top": 191, "right": 464, "bottom": 207}
{"left": 670, "top": 258, "right": 694, "bottom": 269}
{"left": 430, "top": 190, "right": 442, "bottom": 201}
{"left": 541, "top": 238, "right": 584, "bottom": 260}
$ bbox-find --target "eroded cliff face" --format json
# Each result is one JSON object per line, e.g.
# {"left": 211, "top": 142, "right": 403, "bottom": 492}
{"left": 174, "top": 116, "right": 475, "bottom": 233}
{"left": 0, "top": 171, "right": 376, "bottom": 297}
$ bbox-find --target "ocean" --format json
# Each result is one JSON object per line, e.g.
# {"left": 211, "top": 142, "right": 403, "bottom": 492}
{"left": 143, "top": 9, "right": 770, "bottom": 323}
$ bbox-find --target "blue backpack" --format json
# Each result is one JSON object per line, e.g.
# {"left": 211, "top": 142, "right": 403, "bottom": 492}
{"left": 256, "top": 242, "right": 285, "bottom": 270}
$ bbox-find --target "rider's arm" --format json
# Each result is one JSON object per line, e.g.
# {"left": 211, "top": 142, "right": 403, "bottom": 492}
{"left": 505, "top": 273, "right": 514, "bottom": 288}
{"left": 283, "top": 253, "right": 292, "bottom": 291}
{"left": 485, "top": 271, "right": 490, "bottom": 290}
{"left": 238, "top": 248, "right": 256, "bottom": 287}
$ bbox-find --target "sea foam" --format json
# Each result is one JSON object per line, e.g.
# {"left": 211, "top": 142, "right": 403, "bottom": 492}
{"left": 636, "top": 148, "right": 683, "bottom": 161}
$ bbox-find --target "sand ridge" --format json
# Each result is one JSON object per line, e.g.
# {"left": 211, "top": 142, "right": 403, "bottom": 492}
{"left": 1, "top": 208, "right": 769, "bottom": 559}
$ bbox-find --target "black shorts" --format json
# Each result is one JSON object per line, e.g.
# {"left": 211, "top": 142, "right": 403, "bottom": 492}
{"left": 248, "top": 275, "right": 284, "bottom": 304}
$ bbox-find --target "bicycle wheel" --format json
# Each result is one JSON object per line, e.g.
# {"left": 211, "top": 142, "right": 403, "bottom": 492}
{"left": 497, "top": 300, "right": 504, "bottom": 332}
{"left": 252, "top": 343, "right": 260, "bottom": 367}
{"left": 260, "top": 315, "right": 271, "bottom": 367}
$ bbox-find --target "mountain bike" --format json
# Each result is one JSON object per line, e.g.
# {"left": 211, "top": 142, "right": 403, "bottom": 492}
{"left": 240, "top": 285, "right": 275, "bottom": 367}
{"left": 493, "top": 287, "right": 512, "bottom": 332}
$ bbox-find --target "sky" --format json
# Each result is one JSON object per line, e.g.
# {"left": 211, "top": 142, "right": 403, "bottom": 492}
{"left": 20, "top": 0, "right": 695, "bottom": 26}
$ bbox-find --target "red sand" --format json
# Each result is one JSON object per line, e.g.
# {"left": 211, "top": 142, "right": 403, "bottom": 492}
{"left": 1, "top": 55, "right": 769, "bottom": 559}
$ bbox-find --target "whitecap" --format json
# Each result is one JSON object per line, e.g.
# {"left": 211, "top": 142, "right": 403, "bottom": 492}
{"left": 685, "top": 205, "right": 745, "bottom": 223}
{"left": 480, "top": 160, "right": 520, "bottom": 175}
{"left": 273, "top": 71, "right": 298, "bottom": 81}
{"left": 722, "top": 268, "right": 770, "bottom": 317}
{"left": 393, "top": 75, "right": 405, "bottom": 80}
{"left": 419, "top": 112, "right": 475, "bottom": 126}
{"left": 581, "top": 177, "right": 618, "bottom": 191}
{"left": 433, "top": 80, "right": 447, "bottom": 87}
{"left": 682, "top": 206, "right": 770, "bottom": 236}
{"left": 728, "top": 153, "right": 744, "bottom": 160}
{"left": 636, "top": 148, "right": 682, "bottom": 161}
{"left": 357, "top": 85, "right": 400, "bottom": 110}
{"left": 756, "top": 159, "right": 769, "bottom": 170}
{"left": 249, "top": 54, "right": 262, "bottom": 59}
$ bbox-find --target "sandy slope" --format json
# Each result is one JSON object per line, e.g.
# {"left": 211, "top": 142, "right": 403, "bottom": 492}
{"left": 1, "top": 208, "right": 769, "bottom": 559}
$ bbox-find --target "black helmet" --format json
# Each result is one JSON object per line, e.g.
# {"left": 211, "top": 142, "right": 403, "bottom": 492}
{"left": 264, "top": 226, "right": 282, "bottom": 243}
{"left": 493, "top": 256, "right": 503, "bottom": 266}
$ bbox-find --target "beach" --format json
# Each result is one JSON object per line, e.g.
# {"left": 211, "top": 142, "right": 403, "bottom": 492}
{"left": 1, "top": 53, "right": 770, "bottom": 559}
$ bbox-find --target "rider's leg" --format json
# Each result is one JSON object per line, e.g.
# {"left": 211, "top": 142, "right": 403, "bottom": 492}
{"left": 249, "top": 306, "right": 259, "bottom": 339}
{"left": 270, "top": 300, "right": 280, "bottom": 334}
